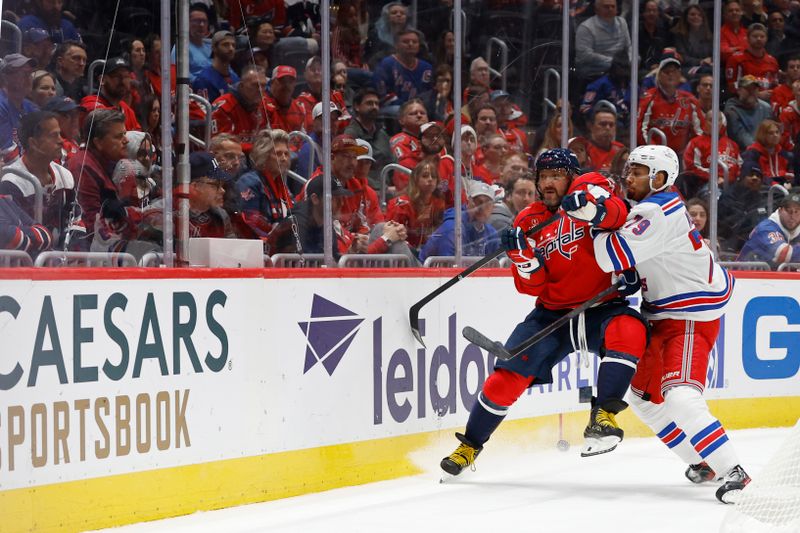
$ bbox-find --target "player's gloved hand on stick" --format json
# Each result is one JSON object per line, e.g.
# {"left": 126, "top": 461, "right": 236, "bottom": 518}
{"left": 561, "top": 190, "right": 607, "bottom": 225}
{"left": 615, "top": 268, "right": 641, "bottom": 296}
{"left": 501, "top": 226, "right": 544, "bottom": 274}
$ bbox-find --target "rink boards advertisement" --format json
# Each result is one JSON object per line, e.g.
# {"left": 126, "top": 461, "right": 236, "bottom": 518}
{"left": 0, "top": 268, "right": 798, "bottom": 532}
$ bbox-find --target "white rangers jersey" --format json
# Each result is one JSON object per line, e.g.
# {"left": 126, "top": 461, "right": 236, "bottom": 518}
{"left": 593, "top": 191, "right": 734, "bottom": 321}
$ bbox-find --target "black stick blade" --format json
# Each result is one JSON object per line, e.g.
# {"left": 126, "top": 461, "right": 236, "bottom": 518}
{"left": 462, "top": 326, "right": 514, "bottom": 360}
{"left": 409, "top": 305, "right": 426, "bottom": 347}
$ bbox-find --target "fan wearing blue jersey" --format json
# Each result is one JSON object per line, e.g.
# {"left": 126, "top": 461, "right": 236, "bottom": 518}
{"left": 373, "top": 29, "right": 433, "bottom": 107}
{"left": 563, "top": 145, "right": 750, "bottom": 504}
{"left": 738, "top": 189, "right": 800, "bottom": 268}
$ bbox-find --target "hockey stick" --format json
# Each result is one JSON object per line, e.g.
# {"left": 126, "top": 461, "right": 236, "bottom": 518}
{"left": 409, "top": 212, "right": 561, "bottom": 347}
{"left": 462, "top": 279, "right": 624, "bottom": 361}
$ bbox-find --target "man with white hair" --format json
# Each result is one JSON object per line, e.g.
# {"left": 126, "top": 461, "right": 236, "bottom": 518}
{"left": 565, "top": 144, "right": 749, "bottom": 504}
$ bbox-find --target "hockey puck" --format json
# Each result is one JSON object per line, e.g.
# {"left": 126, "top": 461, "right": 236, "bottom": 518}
{"left": 557, "top": 439, "right": 570, "bottom": 452}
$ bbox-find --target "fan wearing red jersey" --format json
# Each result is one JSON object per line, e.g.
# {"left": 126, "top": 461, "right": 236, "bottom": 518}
{"left": 441, "top": 149, "right": 649, "bottom": 477}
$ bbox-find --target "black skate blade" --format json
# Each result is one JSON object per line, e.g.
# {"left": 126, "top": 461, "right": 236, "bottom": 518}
{"left": 462, "top": 326, "right": 514, "bottom": 360}
{"left": 580, "top": 436, "right": 621, "bottom": 457}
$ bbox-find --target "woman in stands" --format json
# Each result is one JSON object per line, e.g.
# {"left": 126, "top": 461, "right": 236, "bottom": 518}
{"left": 673, "top": 5, "right": 714, "bottom": 70}
{"left": 386, "top": 157, "right": 445, "bottom": 252}
{"left": 742, "top": 120, "right": 793, "bottom": 185}
{"left": 536, "top": 111, "right": 574, "bottom": 156}
{"left": 30, "top": 71, "right": 57, "bottom": 108}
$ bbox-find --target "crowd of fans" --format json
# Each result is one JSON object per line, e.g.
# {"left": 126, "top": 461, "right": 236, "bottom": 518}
{"left": 1, "top": 0, "right": 799, "bottom": 268}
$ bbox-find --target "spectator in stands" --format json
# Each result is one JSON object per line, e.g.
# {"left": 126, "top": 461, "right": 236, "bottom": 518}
{"left": 685, "top": 197, "right": 711, "bottom": 244}
{"left": 779, "top": 80, "right": 800, "bottom": 150}
{"left": 30, "top": 70, "right": 56, "bottom": 108}
{"left": 266, "top": 65, "right": 306, "bottom": 134}
{"left": 469, "top": 58, "right": 492, "bottom": 90}
{"left": 0, "top": 194, "right": 52, "bottom": 256}
{"left": 0, "top": 54, "right": 38, "bottom": 162}
{"left": 637, "top": 54, "right": 705, "bottom": 155}
{"left": 44, "top": 95, "right": 80, "bottom": 163}
{"left": 725, "top": 74, "right": 774, "bottom": 150}
{"left": 186, "top": 151, "right": 236, "bottom": 238}
{"left": 741, "top": 119, "right": 794, "bottom": 184}
{"left": 67, "top": 109, "right": 132, "bottom": 244}
{"left": 490, "top": 173, "right": 536, "bottom": 232}
{"left": 386, "top": 157, "right": 445, "bottom": 251}
{"left": 741, "top": 0, "right": 768, "bottom": 27}
{"left": 575, "top": 0, "right": 632, "bottom": 81}
{"left": 209, "top": 133, "right": 245, "bottom": 177}
{"left": 433, "top": 31, "right": 455, "bottom": 69}
{"left": 491, "top": 91, "right": 527, "bottom": 152}
{"left": 717, "top": 160, "right": 769, "bottom": 252}
{"left": 192, "top": 31, "right": 239, "bottom": 104}
{"left": 439, "top": 125, "right": 483, "bottom": 208}
{"left": 738, "top": 188, "right": 800, "bottom": 266}
{"left": 390, "top": 99, "right": 429, "bottom": 189}
{"left": 135, "top": 94, "right": 161, "bottom": 163}
{"left": 332, "top": 60, "right": 355, "bottom": 109}
{"left": 0, "top": 110, "right": 75, "bottom": 247}
{"left": 295, "top": 57, "right": 348, "bottom": 132}
{"left": 245, "top": 20, "right": 277, "bottom": 65}
{"left": 722, "top": 0, "right": 748, "bottom": 62}
{"left": 579, "top": 50, "right": 631, "bottom": 127}
{"left": 52, "top": 40, "right": 87, "bottom": 102}
{"left": 126, "top": 39, "right": 146, "bottom": 98}
{"left": 419, "top": 180, "right": 500, "bottom": 262}
{"left": 585, "top": 105, "right": 625, "bottom": 173}
{"left": 420, "top": 64, "right": 454, "bottom": 122}
{"left": 345, "top": 87, "right": 393, "bottom": 192}
{"left": 477, "top": 133, "right": 508, "bottom": 184}
{"left": 228, "top": 0, "right": 287, "bottom": 32}
{"left": 112, "top": 131, "right": 159, "bottom": 210}
{"left": 462, "top": 84, "right": 490, "bottom": 122}
{"left": 297, "top": 101, "right": 339, "bottom": 180}
{"left": 767, "top": 9, "right": 787, "bottom": 57}
{"left": 17, "top": 0, "right": 81, "bottom": 44}
{"left": 365, "top": 2, "right": 410, "bottom": 65}
{"left": 640, "top": 0, "right": 673, "bottom": 73}
{"left": 473, "top": 104, "right": 499, "bottom": 149}
{"left": 22, "top": 28, "right": 54, "bottom": 71}
{"left": 235, "top": 128, "right": 293, "bottom": 241}
{"left": 80, "top": 57, "right": 142, "bottom": 132}
{"left": 725, "top": 23, "right": 779, "bottom": 97}
{"left": 536, "top": 111, "right": 573, "bottom": 156}
{"left": 211, "top": 64, "right": 271, "bottom": 150}
{"left": 374, "top": 29, "right": 433, "bottom": 109}
{"left": 681, "top": 111, "right": 742, "bottom": 199}
{"left": 332, "top": 2, "right": 367, "bottom": 72}
{"left": 772, "top": 55, "right": 800, "bottom": 113}
{"left": 673, "top": 5, "right": 713, "bottom": 70}
{"left": 172, "top": 4, "right": 213, "bottom": 82}
{"left": 694, "top": 73, "right": 714, "bottom": 113}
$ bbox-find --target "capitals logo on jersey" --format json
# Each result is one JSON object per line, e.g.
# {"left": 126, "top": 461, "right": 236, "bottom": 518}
{"left": 540, "top": 218, "right": 586, "bottom": 260}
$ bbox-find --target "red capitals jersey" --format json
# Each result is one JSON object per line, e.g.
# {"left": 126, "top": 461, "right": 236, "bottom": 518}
{"left": 296, "top": 90, "right": 348, "bottom": 132}
{"left": 265, "top": 94, "right": 306, "bottom": 135}
{"left": 771, "top": 84, "right": 794, "bottom": 115}
{"left": 390, "top": 131, "right": 421, "bottom": 189}
{"left": 725, "top": 49, "right": 779, "bottom": 93}
{"left": 779, "top": 102, "right": 800, "bottom": 150}
{"left": 637, "top": 88, "right": 705, "bottom": 155}
{"left": 385, "top": 194, "right": 446, "bottom": 248}
{"left": 79, "top": 94, "right": 141, "bottom": 132}
{"left": 683, "top": 132, "right": 741, "bottom": 183}
{"left": 586, "top": 139, "right": 625, "bottom": 173}
{"left": 300, "top": 169, "right": 384, "bottom": 233}
{"left": 511, "top": 172, "right": 627, "bottom": 310}
{"left": 721, "top": 24, "right": 748, "bottom": 62}
{"left": 211, "top": 93, "right": 271, "bottom": 151}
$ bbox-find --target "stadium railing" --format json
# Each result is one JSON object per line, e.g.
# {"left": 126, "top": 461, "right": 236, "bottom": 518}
{"left": 777, "top": 263, "right": 800, "bottom": 272}
{"left": 0, "top": 250, "right": 33, "bottom": 267}
{"left": 423, "top": 255, "right": 503, "bottom": 268}
{"left": 34, "top": 251, "right": 138, "bottom": 267}
{"left": 337, "top": 254, "right": 414, "bottom": 268}
{"left": 270, "top": 253, "right": 327, "bottom": 268}
{"left": 719, "top": 261, "right": 771, "bottom": 271}
{"left": 139, "top": 251, "right": 163, "bottom": 267}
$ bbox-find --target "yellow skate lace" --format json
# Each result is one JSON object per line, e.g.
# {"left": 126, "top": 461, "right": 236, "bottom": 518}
{"left": 450, "top": 443, "right": 479, "bottom": 471}
{"left": 596, "top": 409, "right": 619, "bottom": 429}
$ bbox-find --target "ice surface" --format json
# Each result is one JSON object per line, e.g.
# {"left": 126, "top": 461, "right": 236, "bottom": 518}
{"left": 93, "top": 427, "right": 790, "bottom": 533}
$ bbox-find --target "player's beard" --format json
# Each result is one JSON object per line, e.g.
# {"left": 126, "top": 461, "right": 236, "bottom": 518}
{"left": 541, "top": 188, "right": 560, "bottom": 209}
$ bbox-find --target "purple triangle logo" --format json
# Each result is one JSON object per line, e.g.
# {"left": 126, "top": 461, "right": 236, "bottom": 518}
{"left": 299, "top": 295, "right": 364, "bottom": 375}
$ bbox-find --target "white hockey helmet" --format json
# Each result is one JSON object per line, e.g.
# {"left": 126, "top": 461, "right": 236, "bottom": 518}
{"left": 627, "top": 145, "right": 680, "bottom": 192}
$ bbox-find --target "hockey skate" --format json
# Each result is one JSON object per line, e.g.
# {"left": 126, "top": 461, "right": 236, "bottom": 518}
{"left": 440, "top": 433, "right": 483, "bottom": 477}
{"left": 716, "top": 465, "right": 751, "bottom": 504}
{"left": 685, "top": 462, "right": 716, "bottom": 484}
{"left": 581, "top": 407, "right": 624, "bottom": 457}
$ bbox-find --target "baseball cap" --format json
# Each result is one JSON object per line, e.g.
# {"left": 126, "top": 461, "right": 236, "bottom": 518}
{"left": 781, "top": 188, "right": 800, "bottom": 207}
{"left": 272, "top": 65, "right": 297, "bottom": 80}
{"left": 658, "top": 48, "right": 682, "bottom": 70}
{"left": 420, "top": 121, "right": 444, "bottom": 136}
{"left": 212, "top": 30, "right": 235, "bottom": 46}
{"left": 740, "top": 159, "right": 763, "bottom": 178}
{"left": 332, "top": 134, "right": 369, "bottom": 155}
{"left": 0, "top": 53, "right": 37, "bottom": 73}
{"left": 468, "top": 180, "right": 495, "bottom": 200}
{"left": 737, "top": 74, "right": 760, "bottom": 89}
{"left": 105, "top": 57, "right": 131, "bottom": 75}
{"left": 490, "top": 90, "right": 511, "bottom": 101}
{"left": 190, "top": 151, "right": 232, "bottom": 182}
{"left": 306, "top": 176, "right": 354, "bottom": 198}
{"left": 312, "top": 101, "right": 340, "bottom": 120}
{"left": 356, "top": 139, "right": 375, "bottom": 162}
{"left": 43, "top": 95, "right": 79, "bottom": 113}
{"left": 23, "top": 28, "right": 50, "bottom": 44}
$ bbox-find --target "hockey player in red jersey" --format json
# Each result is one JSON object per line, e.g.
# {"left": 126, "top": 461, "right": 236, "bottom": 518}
{"left": 579, "top": 145, "right": 750, "bottom": 503}
{"left": 441, "top": 148, "right": 649, "bottom": 476}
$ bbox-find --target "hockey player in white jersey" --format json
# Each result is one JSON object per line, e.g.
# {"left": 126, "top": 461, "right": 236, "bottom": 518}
{"left": 561, "top": 145, "right": 750, "bottom": 504}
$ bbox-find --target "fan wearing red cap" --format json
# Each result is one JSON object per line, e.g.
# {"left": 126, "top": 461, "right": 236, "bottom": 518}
{"left": 264, "top": 65, "right": 305, "bottom": 135}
